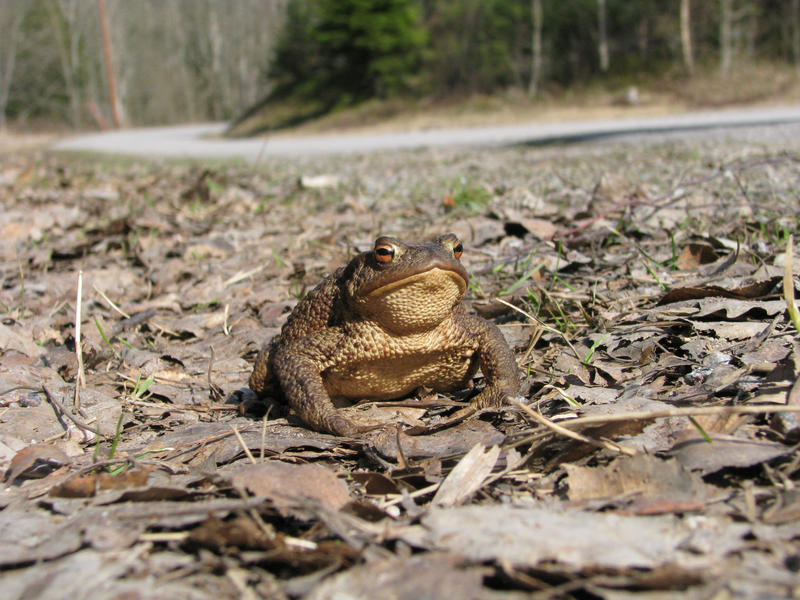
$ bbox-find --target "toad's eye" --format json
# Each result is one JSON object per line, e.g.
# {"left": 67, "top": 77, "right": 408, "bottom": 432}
{"left": 375, "top": 243, "right": 395, "bottom": 263}
{"left": 453, "top": 241, "right": 463, "bottom": 259}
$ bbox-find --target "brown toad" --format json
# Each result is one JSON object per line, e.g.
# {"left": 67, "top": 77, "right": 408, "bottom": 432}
{"left": 249, "top": 233, "right": 519, "bottom": 436}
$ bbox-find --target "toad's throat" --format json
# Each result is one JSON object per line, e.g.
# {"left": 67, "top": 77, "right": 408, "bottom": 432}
{"left": 358, "top": 268, "right": 467, "bottom": 333}
{"left": 364, "top": 267, "right": 467, "bottom": 299}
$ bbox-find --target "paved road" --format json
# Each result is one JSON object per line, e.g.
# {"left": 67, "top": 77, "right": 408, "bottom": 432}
{"left": 52, "top": 104, "right": 800, "bottom": 160}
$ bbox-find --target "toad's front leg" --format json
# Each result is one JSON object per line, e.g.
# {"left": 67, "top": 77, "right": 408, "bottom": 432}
{"left": 272, "top": 337, "right": 361, "bottom": 436}
{"left": 459, "top": 314, "right": 519, "bottom": 409}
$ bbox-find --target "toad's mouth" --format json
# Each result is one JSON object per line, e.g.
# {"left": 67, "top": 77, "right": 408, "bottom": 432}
{"left": 364, "top": 267, "right": 467, "bottom": 299}
{"left": 358, "top": 268, "right": 467, "bottom": 333}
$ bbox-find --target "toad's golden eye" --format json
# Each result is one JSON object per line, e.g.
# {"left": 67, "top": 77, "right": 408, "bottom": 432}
{"left": 375, "top": 243, "right": 395, "bottom": 263}
{"left": 453, "top": 241, "right": 463, "bottom": 259}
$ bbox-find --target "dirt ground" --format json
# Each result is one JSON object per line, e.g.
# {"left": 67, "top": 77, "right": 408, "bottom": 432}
{"left": 1, "top": 131, "right": 800, "bottom": 599}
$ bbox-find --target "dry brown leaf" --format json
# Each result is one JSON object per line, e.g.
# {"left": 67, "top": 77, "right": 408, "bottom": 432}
{"left": 4, "top": 444, "right": 70, "bottom": 483}
{"left": 228, "top": 461, "right": 350, "bottom": 514}
{"left": 49, "top": 467, "right": 153, "bottom": 498}
{"left": 771, "top": 372, "right": 800, "bottom": 441}
{"left": 676, "top": 243, "right": 719, "bottom": 270}
{"left": 669, "top": 434, "right": 794, "bottom": 475}
{"left": 0, "top": 323, "right": 46, "bottom": 357}
{"left": 189, "top": 513, "right": 274, "bottom": 551}
{"left": 306, "top": 553, "right": 483, "bottom": 600}
{"left": 414, "top": 505, "right": 746, "bottom": 571}
{"left": 690, "top": 320, "right": 771, "bottom": 339}
{"left": 432, "top": 443, "right": 500, "bottom": 506}
{"left": 564, "top": 454, "right": 708, "bottom": 510}
{"left": 368, "top": 420, "right": 504, "bottom": 460}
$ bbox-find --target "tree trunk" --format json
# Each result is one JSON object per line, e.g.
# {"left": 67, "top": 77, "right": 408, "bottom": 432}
{"left": 598, "top": 0, "right": 609, "bottom": 72}
{"left": 0, "top": 3, "right": 24, "bottom": 129}
{"left": 528, "top": 0, "right": 542, "bottom": 97}
{"left": 680, "top": 0, "right": 694, "bottom": 75}
{"left": 208, "top": 3, "right": 224, "bottom": 119}
{"left": 46, "top": 0, "right": 82, "bottom": 128}
{"left": 792, "top": 0, "right": 799, "bottom": 69}
{"left": 98, "top": 0, "right": 121, "bottom": 128}
{"left": 637, "top": 16, "right": 649, "bottom": 59}
{"left": 720, "top": 0, "right": 732, "bottom": 74}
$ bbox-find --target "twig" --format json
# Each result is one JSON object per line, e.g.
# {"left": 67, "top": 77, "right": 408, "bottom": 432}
{"left": 223, "top": 264, "right": 266, "bottom": 288}
{"left": 0, "top": 385, "right": 41, "bottom": 396}
{"left": 380, "top": 482, "right": 441, "bottom": 509}
{"left": 74, "top": 270, "right": 85, "bottom": 410}
{"left": 111, "top": 309, "right": 156, "bottom": 336}
{"left": 260, "top": 409, "right": 271, "bottom": 461}
{"left": 552, "top": 404, "right": 800, "bottom": 429}
{"left": 230, "top": 425, "right": 257, "bottom": 464}
{"left": 140, "top": 532, "right": 190, "bottom": 543}
{"left": 93, "top": 284, "right": 130, "bottom": 318}
{"left": 227, "top": 569, "right": 258, "bottom": 600}
{"left": 509, "top": 403, "right": 800, "bottom": 450}
{"left": 207, "top": 346, "right": 224, "bottom": 402}
{"left": 43, "top": 385, "right": 106, "bottom": 439}
{"left": 511, "top": 398, "right": 636, "bottom": 456}
{"left": 395, "top": 426, "right": 409, "bottom": 469}
{"left": 17, "top": 255, "right": 25, "bottom": 320}
{"left": 495, "top": 298, "right": 583, "bottom": 362}
{"left": 127, "top": 400, "right": 240, "bottom": 412}
{"left": 784, "top": 235, "right": 800, "bottom": 333}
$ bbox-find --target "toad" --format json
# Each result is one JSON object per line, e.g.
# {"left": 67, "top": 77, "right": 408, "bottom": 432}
{"left": 249, "top": 233, "right": 519, "bottom": 436}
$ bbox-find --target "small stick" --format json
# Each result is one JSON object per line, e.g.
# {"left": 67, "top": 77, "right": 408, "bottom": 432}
{"left": 74, "top": 270, "right": 86, "bottom": 411}
{"left": 395, "top": 426, "right": 409, "bottom": 469}
{"left": 550, "top": 404, "right": 800, "bottom": 429}
{"left": 43, "top": 385, "right": 106, "bottom": 439}
{"left": 207, "top": 346, "right": 224, "bottom": 402}
{"left": 495, "top": 298, "right": 583, "bottom": 362}
{"left": 508, "top": 404, "right": 800, "bottom": 450}
{"left": 230, "top": 425, "right": 257, "bottom": 465}
{"left": 93, "top": 284, "right": 130, "bottom": 319}
{"left": 127, "top": 400, "right": 240, "bottom": 412}
{"left": 17, "top": 255, "right": 26, "bottom": 320}
{"left": 223, "top": 264, "right": 266, "bottom": 288}
{"left": 207, "top": 345, "right": 215, "bottom": 392}
{"left": 260, "top": 409, "right": 271, "bottom": 461}
{"left": 380, "top": 482, "right": 440, "bottom": 509}
{"left": 511, "top": 398, "right": 635, "bottom": 456}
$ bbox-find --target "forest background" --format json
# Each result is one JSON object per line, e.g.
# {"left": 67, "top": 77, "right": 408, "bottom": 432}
{"left": 1, "top": 0, "right": 800, "bottom": 133}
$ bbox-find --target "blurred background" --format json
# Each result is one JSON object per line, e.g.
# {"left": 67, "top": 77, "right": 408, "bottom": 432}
{"left": 1, "top": 0, "right": 799, "bottom": 134}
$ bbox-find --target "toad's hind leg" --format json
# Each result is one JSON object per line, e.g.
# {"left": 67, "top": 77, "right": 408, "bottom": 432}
{"left": 249, "top": 344, "right": 276, "bottom": 395}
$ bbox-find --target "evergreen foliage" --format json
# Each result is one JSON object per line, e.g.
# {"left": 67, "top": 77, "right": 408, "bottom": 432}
{"left": 270, "top": 0, "right": 426, "bottom": 105}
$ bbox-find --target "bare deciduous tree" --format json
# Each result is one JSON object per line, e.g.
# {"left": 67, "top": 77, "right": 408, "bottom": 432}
{"left": 598, "top": 0, "right": 609, "bottom": 72}
{"left": 528, "top": 0, "right": 542, "bottom": 97}
{"left": 720, "top": 0, "right": 732, "bottom": 74}
{"left": 0, "top": 0, "right": 26, "bottom": 129}
{"left": 793, "top": 0, "right": 800, "bottom": 69}
{"left": 680, "top": 0, "right": 694, "bottom": 75}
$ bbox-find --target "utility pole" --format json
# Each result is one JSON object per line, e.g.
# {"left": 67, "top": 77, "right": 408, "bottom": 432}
{"left": 97, "top": 0, "right": 121, "bottom": 127}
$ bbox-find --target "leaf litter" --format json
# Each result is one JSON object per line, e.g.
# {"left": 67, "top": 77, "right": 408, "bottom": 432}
{"left": 1, "top": 138, "right": 800, "bottom": 599}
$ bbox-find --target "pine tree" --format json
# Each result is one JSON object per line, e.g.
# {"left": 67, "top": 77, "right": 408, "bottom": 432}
{"left": 270, "top": 0, "right": 426, "bottom": 104}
